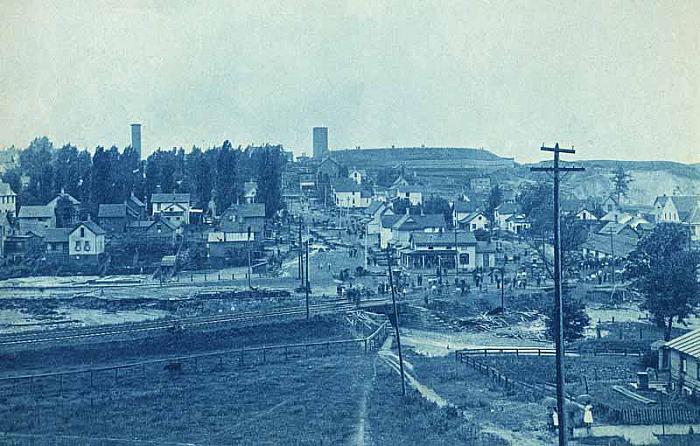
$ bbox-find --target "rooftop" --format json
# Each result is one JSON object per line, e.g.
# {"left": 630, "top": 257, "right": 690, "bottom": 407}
{"left": 664, "top": 328, "right": 700, "bottom": 359}
{"left": 18, "top": 205, "right": 54, "bottom": 219}
{"left": 151, "top": 193, "right": 191, "bottom": 204}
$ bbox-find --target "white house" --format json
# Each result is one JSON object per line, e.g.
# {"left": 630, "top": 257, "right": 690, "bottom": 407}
{"left": 506, "top": 214, "right": 531, "bottom": 234}
{"left": 576, "top": 209, "right": 599, "bottom": 221}
{"left": 244, "top": 181, "right": 258, "bottom": 204}
{"left": 653, "top": 195, "right": 700, "bottom": 240}
{"left": 68, "top": 221, "right": 106, "bottom": 264}
{"left": 349, "top": 169, "right": 366, "bottom": 185}
{"left": 379, "top": 213, "right": 446, "bottom": 249}
{"left": 401, "top": 231, "right": 477, "bottom": 271}
{"left": 0, "top": 181, "right": 17, "bottom": 215}
{"left": 151, "top": 193, "right": 191, "bottom": 226}
{"left": 395, "top": 185, "right": 423, "bottom": 206}
{"left": 495, "top": 203, "right": 518, "bottom": 230}
{"left": 332, "top": 180, "right": 372, "bottom": 208}
{"left": 459, "top": 212, "right": 489, "bottom": 231}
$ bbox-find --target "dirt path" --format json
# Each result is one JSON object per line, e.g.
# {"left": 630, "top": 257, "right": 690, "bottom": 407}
{"left": 351, "top": 356, "right": 376, "bottom": 446}
{"left": 378, "top": 335, "right": 548, "bottom": 446}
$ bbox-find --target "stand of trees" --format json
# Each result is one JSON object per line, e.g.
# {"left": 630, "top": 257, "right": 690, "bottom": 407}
{"left": 2, "top": 137, "right": 287, "bottom": 219}
{"left": 626, "top": 223, "right": 699, "bottom": 340}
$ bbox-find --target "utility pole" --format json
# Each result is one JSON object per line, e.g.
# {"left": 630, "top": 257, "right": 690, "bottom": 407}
{"left": 500, "top": 266, "right": 505, "bottom": 310}
{"left": 386, "top": 246, "right": 406, "bottom": 396}
{"left": 305, "top": 240, "right": 310, "bottom": 319}
{"left": 454, "top": 224, "right": 459, "bottom": 279}
{"left": 531, "top": 143, "right": 584, "bottom": 446}
{"left": 609, "top": 227, "right": 615, "bottom": 285}
{"left": 364, "top": 223, "right": 369, "bottom": 269}
{"left": 247, "top": 227, "right": 252, "bottom": 289}
{"left": 298, "top": 220, "right": 303, "bottom": 285}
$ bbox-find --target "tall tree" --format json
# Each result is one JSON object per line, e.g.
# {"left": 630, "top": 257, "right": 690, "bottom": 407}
{"left": 611, "top": 165, "right": 632, "bottom": 205}
{"left": 20, "top": 136, "right": 55, "bottom": 204}
{"left": 626, "top": 223, "right": 699, "bottom": 340}
{"left": 546, "top": 298, "right": 591, "bottom": 342}
{"left": 487, "top": 184, "right": 503, "bottom": 234}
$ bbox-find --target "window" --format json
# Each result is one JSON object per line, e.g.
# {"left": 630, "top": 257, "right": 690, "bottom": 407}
{"left": 681, "top": 356, "right": 687, "bottom": 373}
{"left": 84, "top": 241, "right": 91, "bottom": 252}
{"left": 460, "top": 253, "right": 470, "bottom": 265}
{"left": 74, "top": 241, "right": 81, "bottom": 251}
{"left": 405, "top": 192, "right": 409, "bottom": 198}
{"left": 80, "top": 227, "right": 85, "bottom": 238}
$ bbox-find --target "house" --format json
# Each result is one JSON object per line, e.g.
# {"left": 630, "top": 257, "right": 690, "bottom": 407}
{"left": 495, "top": 202, "right": 519, "bottom": 230}
{"left": 379, "top": 212, "right": 446, "bottom": 248}
{"left": 332, "top": 180, "right": 372, "bottom": 208}
{"left": 126, "top": 218, "right": 177, "bottom": 243}
{"left": 3, "top": 233, "right": 43, "bottom": 261}
{"left": 581, "top": 231, "right": 638, "bottom": 260}
{"left": 244, "top": 181, "right": 258, "bottom": 204}
{"left": 17, "top": 205, "right": 55, "bottom": 236}
{"left": 98, "top": 204, "right": 130, "bottom": 233}
{"left": 600, "top": 210, "right": 635, "bottom": 225}
{"left": 316, "top": 157, "right": 343, "bottom": 183}
{"left": 68, "top": 221, "right": 106, "bottom": 264}
{"left": 576, "top": 208, "right": 599, "bottom": 222}
{"left": 47, "top": 191, "right": 81, "bottom": 227}
{"left": 598, "top": 221, "right": 640, "bottom": 240}
{"left": 659, "top": 328, "right": 700, "bottom": 396}
{"left": 452, "top": 200, "right": 479, "bottom": 227}
{"left": 602, "top": 196, "right": 621, "bottom": 213}
{"left": 395, "top": 185, "right": 423, "bottom": 206}
{"left": 125, "top": 193, "right": 146, "bottom": 220}
{"left": 0, "top": 181, "right": 17, "bottom": 215}
{"left": 458, "top": 212, "right": 489, "bottom": 231}
{"left": 151, "top": 193, "right": 191, "bottom": 226}
{"left": 44, "top": 228, "right": 71, "bottom": 261}
{"left": 207, "top": 220, "right": 264, "bottom": 265}
{"left": 220, "top": 203, "right": 266, "bottom": 240}
{"left": 506, "top": 214, "right": 531, "bottom": 234}
{"left": 401, "top": 231, "right": 477, "bottom": 271}
{"left": 475, "top": 241, "right": 497, "bottom": 269}
{"left": 653, "top": 195, "right": 700, "bottom": 240}
{"left": 365, "top": 201, "right": 394, "bottom": 246}
{"left": 349, "top": 168, "right": 366, "bottom": 185}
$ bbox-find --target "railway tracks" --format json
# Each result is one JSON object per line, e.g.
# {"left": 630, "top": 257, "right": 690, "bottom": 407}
{"left": 0, "top": 298, "right": 392, "bottom": 348}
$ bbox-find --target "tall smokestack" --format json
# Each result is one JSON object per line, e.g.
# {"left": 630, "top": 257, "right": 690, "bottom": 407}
{"left": 131, "top": 123, "right": 142, "bottom": 160}
{"left": 312, "top": 127, "right": 328, "bottom": 159}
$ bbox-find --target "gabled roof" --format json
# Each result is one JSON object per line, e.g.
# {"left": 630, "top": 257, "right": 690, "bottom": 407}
{"left": 669, "top": 195, "right": 700, "bottom": 222}
{"left": 223, "top": 203, "right": 266, "bottom": 219}
{"left": 127, "top": 193, "right": 145, "bottom": 208}
{"left": 47, "top": 192, "right": 80, "bottom": 208}
{"left": 72, "top": 221, "right": 106, "bottom": 236}
{"left": 366, "top": 201, "right": 385, "bottom": 216}
{"left": 127, "top": 218, "right": 177, "bottom": 232}
{"left": 412, "top": 231, "right": 476, "bottom": 246}
{"left": 332, "top": 179, "right": 362, "bottom": 193}
{"left": 98, "top": 203, "right": 127, "bottom": 218}
{"left": 18, "top": 205, "right": 54, "bottom": 219}
{"left": 151, "top": 193, "right": 190, "bottom": 204}
{"left": 381, "top": 214, "right": 403, "bottom": 228}
{"left": 0, "top": 181, "right": 16, "bottom": 196}
{"left": 394, "top": 214, "right": 446, "bottom": 231}
{"left": 582, "top": 232, "right": 638, "bottom": 258}
{"left": 220, "top": 220, "right": 264, "bottom": 234}
{"left": 664, "top": 328, "right": 700, "bottom": 359}
{"left": 459, "top": 211, "right": 487, "bottom": 223}
{"left": 598, "top": 221, "right": 630, "bottom": 235}
{"left": 396, "top": 185, "right": 423, "bottom": 194}
{"left": 44, "top": 228, "right": 71, "bottom": 243}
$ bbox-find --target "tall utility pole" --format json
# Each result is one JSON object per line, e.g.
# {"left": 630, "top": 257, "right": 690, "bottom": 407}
{"left": 298, "top": 220, "right": 303, "bottom": 285}
{"left": 386, "top": 246, "right": 406, "bottom": 396}
{"left": 305, "top": 240, "right": 310, "bottom": 320}
{"left": 247, "top": 227, "right": 252, "bottom": 289}
{"left": 609, "top": 227, "right": 616, "bottom": 285}
{"left": 531, "top": 143, "right": 584, "bottom": 446}
{"left": 364, "top": 223, "right": 369, "bottom": 269}
{"left": 454, "top": 224, "right": 459, "bottom": 279}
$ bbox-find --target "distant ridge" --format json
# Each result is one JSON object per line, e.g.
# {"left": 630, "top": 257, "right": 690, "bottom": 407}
{"left": 330, "top": 146, "right": 515, "bottom": 171}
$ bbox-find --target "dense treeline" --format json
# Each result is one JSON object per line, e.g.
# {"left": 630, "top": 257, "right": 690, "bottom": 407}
{"left": 2, "top": 137, "right": 286, "bottom": 219}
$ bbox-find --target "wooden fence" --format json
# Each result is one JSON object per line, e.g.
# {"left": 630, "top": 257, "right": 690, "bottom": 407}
{"left": 0, "top": 321, "right": 389, "bottom": 399}
{"left": 604, "top": 406, "right": 700, "bottom": 425}
{"left": 456, "top": 346, "right": 644, "bottom": 358}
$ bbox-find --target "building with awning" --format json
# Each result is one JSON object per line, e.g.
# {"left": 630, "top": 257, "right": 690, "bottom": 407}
{"left": 399, "top": 230, "right": 495, "bottom": 272}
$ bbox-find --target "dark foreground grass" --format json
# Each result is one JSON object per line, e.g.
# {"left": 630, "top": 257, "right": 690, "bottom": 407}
{"left": 0, "top": 353, "right": 372, "bottom": 445}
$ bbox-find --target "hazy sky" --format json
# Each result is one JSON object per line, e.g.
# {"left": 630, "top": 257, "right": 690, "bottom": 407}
{"left": 1, "top": 0, "right": 698, "bottom": 163}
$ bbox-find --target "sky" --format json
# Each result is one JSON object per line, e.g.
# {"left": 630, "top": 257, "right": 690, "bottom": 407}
{"left": 0, "top": 0, "right": 698, "bottom": 164}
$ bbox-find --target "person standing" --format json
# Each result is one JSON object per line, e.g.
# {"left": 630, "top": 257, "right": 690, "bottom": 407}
{"left": 583, "top": 404, "right": 593, "bottom": 434}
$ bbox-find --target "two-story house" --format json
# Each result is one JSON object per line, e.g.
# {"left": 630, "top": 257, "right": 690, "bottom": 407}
{"left": 17, "top": 205, "right": 55, "bottom": 236}
{"left": 0, "top": 181, "right": 17, "bottom": 215}
{"left": 244, "top": 181, "right": 258, "bottom": 204}
{"left": 379, "top": 212, "right": 446, "bottom": 248}
{"left": 401, "top": 231, "right": 477, "bottom": 272}
{"left": 151, "top": 193, "right": 191, "bottom": 226}
{"left": 653, "top": 195, "right": 700, "bottom": 240}
{"left": 332, "top": 180, "right": 372, "bottom": 208}
{"left": 68, "top": 221, "right": 106, "bottom": 264}
{"left": 458, "top": 211, "right": 489, "bottom": 231}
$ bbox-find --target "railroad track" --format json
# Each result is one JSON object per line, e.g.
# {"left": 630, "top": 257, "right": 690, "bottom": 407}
{"left": 0, "top": 298, "right": 392, "bottom": 347}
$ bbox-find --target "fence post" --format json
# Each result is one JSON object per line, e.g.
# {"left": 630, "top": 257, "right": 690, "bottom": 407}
{"left": 364, "top": 339, "right": 367, "bottom": 354}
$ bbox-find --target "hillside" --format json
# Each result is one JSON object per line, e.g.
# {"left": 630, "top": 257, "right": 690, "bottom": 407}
{"left": 509, "top": 160, "right": 700, "bottom": 205}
